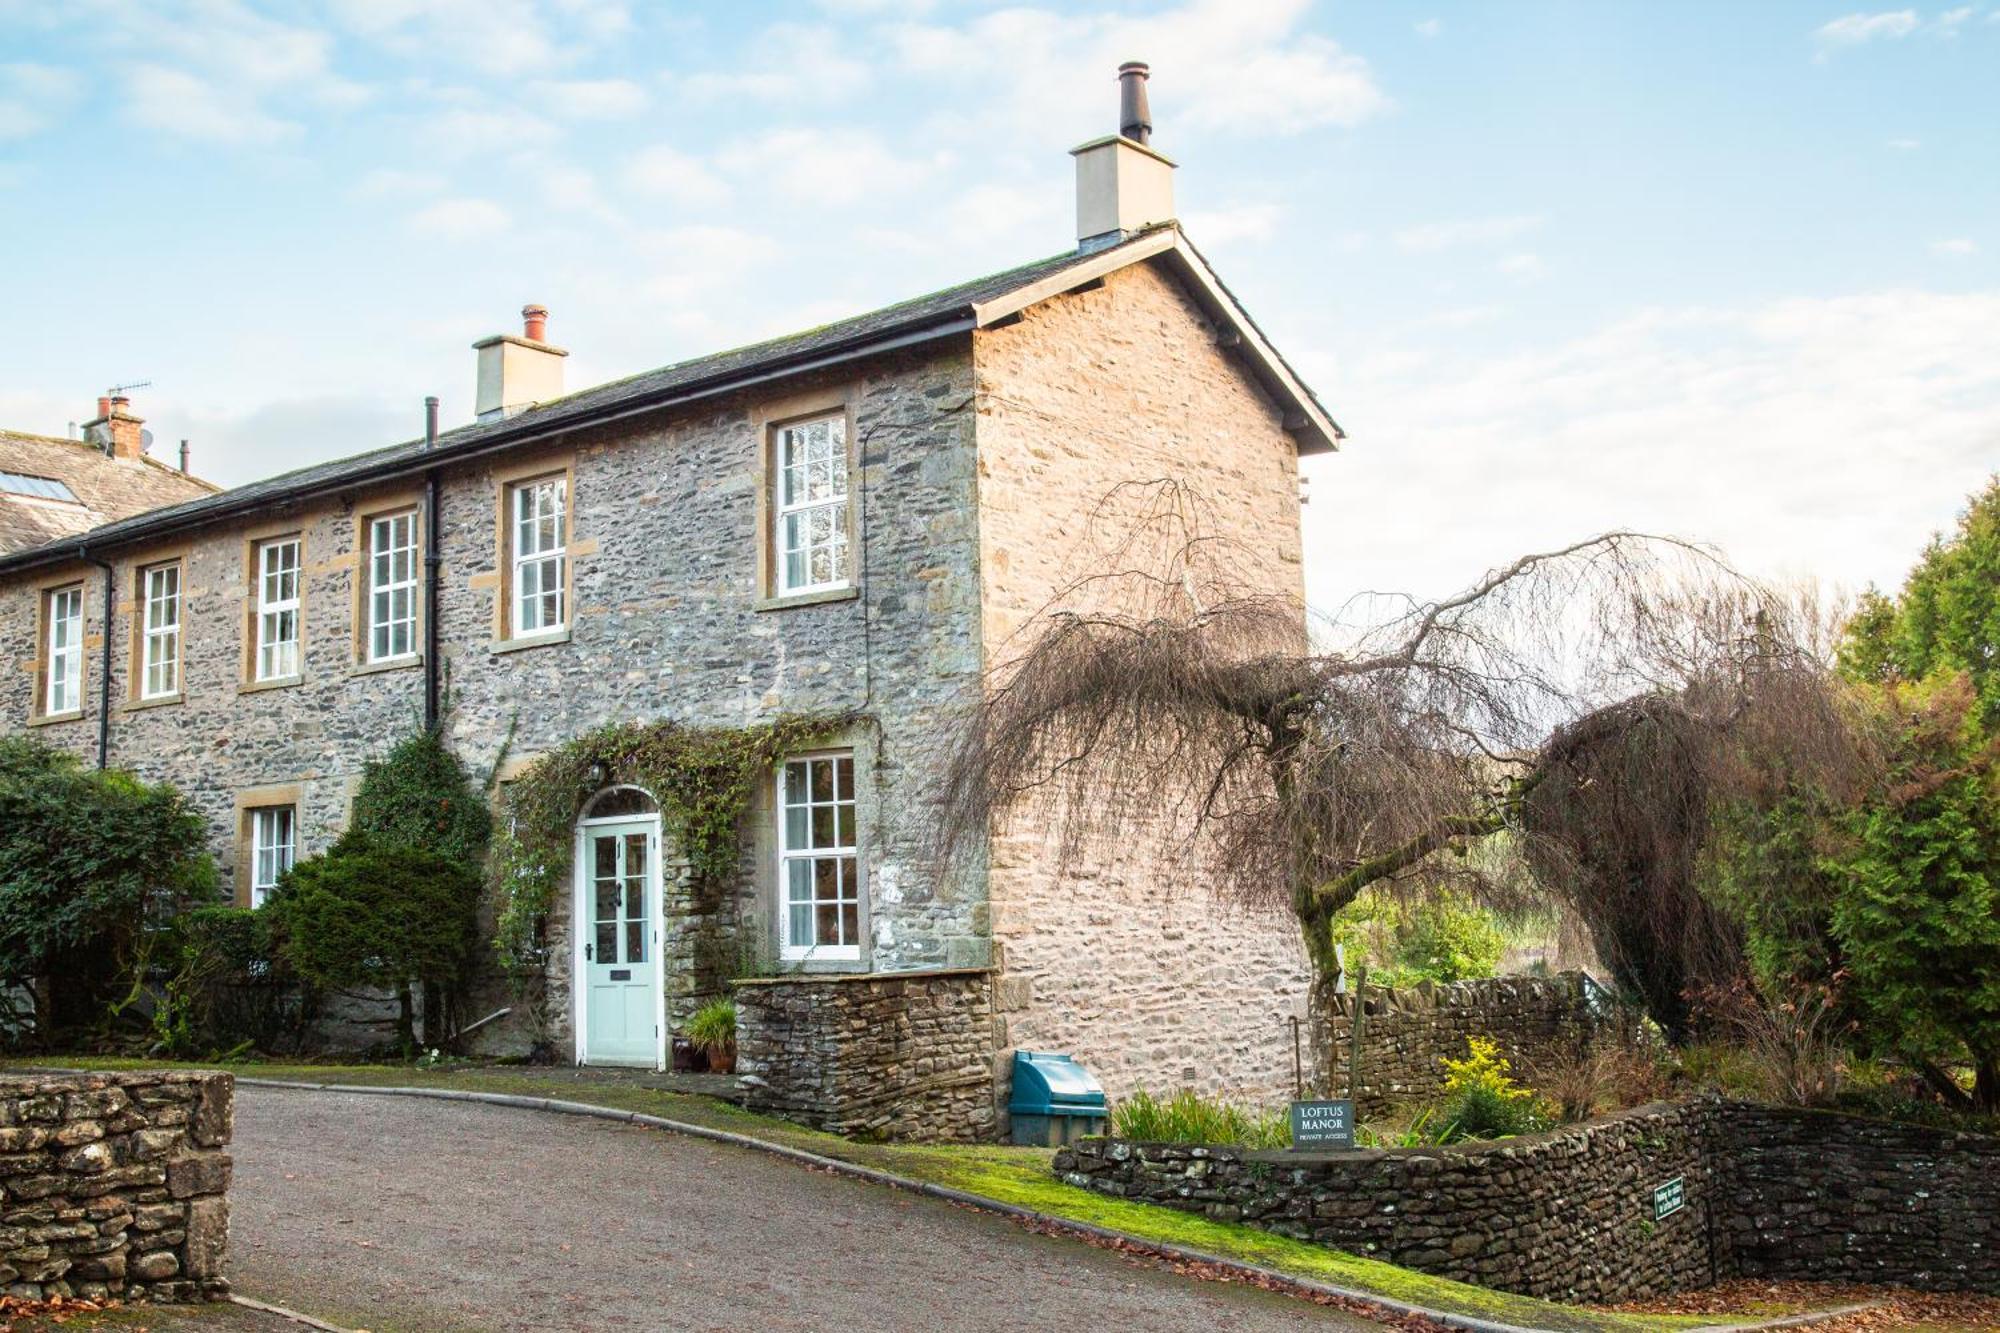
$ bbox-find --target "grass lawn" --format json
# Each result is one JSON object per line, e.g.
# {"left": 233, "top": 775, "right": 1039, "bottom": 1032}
{"left": 15, "top": 1057, "right": 1760, "bottom": 1333}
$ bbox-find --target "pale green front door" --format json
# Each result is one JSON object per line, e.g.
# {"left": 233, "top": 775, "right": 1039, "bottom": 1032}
{"left": 581, "top": 820, "right": 659, "bottom": 1067}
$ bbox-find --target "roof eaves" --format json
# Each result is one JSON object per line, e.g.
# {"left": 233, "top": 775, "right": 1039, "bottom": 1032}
{"left": 0, "top": 309, "right": 980, "bottom": 577}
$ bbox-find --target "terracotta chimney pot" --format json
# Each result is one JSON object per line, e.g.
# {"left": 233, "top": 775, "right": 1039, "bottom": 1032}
{"left": 522, "top": 304, "right": 549, "bottom": 342}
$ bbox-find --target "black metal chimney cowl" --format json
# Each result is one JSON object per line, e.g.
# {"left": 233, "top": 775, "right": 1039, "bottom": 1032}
{"left": 1118, "top": 61, "right": 1151, "bottom": 145}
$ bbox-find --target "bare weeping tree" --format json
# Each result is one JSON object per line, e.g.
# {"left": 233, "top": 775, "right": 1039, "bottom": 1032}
{"left": 934, "top": 481, "right": 1865, "bottom": 1037}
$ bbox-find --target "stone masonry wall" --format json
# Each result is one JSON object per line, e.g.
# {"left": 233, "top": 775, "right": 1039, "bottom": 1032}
{"left": 1323, "top": 973, "right": 1597, "bottom": 1117}
{"left": 971, "top": 258, "right": 1317, "bottom": 1113}
{"left": 0, "top": 1070, "right": 232, "bottom": 1304}
{"left": 0, "top": 344, "right": 989, "bottom": 1059}
{"left": 735, "top": 969, "right": 998, "bottom": 1142}
{"left": 1056, "top": 1102, "right": 1716, "bottom": 1304}
{"left": 1721, "top": 1105, "right": 2000, "bottom": 1293}
{"left": 1055, "top": 1101, "right": 2000, "bottom": 1301}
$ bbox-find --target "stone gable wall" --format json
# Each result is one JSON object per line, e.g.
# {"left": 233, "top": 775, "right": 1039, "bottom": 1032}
{"left": 970, "top": 258, "right": 1316, "bottom": 1113}
{"left": 1323, "top": 973, "right": 1598, "bottom": 1117}
{"left": 734, "top": 968, "right": 998, "bottom": 1142}
{"left": 1055, "top": 1100, "right": 2000, "bottom": 1302}
{"left": 0, "top": 1070, "right": 232, "bottom": 1304}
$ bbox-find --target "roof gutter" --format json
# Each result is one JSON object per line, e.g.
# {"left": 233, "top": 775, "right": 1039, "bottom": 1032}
{"left": 0, "top": 315, "right": 977, "bottom": 578}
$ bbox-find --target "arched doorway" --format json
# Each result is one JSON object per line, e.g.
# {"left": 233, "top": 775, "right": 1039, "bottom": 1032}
{"left": 572, "top": 786, "right": 665, "bottom": 1069}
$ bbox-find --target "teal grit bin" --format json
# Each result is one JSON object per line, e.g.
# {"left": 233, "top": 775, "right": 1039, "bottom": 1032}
{"left": 1008, "top": 1049, "right": 1108, "bottom": 1146}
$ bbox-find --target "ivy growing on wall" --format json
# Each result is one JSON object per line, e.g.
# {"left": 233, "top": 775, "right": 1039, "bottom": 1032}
{"left": 490, "top": 712, "right": 857, "bottom": 984}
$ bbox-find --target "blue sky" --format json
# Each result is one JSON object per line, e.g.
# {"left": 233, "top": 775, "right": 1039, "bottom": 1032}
{"left": 2, "top": 1, "right": 1995, "bottom": 614}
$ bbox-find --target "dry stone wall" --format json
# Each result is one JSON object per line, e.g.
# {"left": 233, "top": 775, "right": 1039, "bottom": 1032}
{"left": 1056, "top": 1102, "right": 1715, "bottom": 1304}
{"left": 1722, "top": 1105, "right": 2000, "bottom": 1293}
{"left": 1055, "top": 1100, "right": 2000, "bottom": 1302}
{"left": 735, "top": 968, "right": 998, "bottom": 1142}
{"left": 1323, "top": 973, "right": 1598, "bottom": 1116}
{"left": 0, "top": 1070, "right": 232, "bottom": 1304}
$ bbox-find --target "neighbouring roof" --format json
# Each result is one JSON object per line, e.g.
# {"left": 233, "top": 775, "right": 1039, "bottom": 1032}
{"left": 0, "top": 429, "right": 219, "bottom": 556}
{"left": 0, "top": 225, "right": 1337, "bottom": 575}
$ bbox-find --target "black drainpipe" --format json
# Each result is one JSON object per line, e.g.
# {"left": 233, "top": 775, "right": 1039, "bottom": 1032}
{"left": 79, "top": 546, "right": 115, "bottom": 769}
{"left": 422, "top": 397, "right": 442, "bottom": 733}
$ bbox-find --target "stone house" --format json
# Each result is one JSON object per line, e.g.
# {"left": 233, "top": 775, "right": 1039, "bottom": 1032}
{"left": 1, "top": 405, "right": 215, "bottom": 555}
{"left": 0, "top": 71, "right": 1338, "bottom": 1136}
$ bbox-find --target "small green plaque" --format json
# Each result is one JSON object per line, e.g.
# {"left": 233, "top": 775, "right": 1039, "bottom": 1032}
{"left": 1653, "top": 1176, "right": 1685, "bottom": 1221}
{"left": 1289, "top": 1099, "right": 1355, "bottom": 1150}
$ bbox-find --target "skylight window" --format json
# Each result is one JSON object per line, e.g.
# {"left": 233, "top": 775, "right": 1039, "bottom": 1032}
{"left": 0, "top": 471, "right": 79, "bottom": 503}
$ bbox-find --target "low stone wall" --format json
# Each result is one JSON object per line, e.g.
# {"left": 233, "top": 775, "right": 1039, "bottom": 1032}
{"left": 0, "top": 1070, "right": 232, "bottom": 1304}
{"left": 1722, "top": 1105, "right": 2000, "bottom": 1293}
{"left": 1056, "top": 1102, "right": 1714, "bottom": 1303}
{"left": 1054, "top": 1100, "right": 2000, "bottom": 1301}
{"left": 734, "top": 968, "right": 998, "bottom": 1142}
{"left": 1324, "top": 972, "right": 1596, "bottom": 1116}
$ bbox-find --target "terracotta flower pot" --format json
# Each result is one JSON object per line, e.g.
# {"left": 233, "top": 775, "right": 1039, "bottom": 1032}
{"left": 706, "top": 1047, "right": 736, "bottom": 1075}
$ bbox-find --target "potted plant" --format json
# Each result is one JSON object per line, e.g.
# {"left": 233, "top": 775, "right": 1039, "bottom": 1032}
{"left": 685, "top": 997, "right": 736, "bottom": 1075}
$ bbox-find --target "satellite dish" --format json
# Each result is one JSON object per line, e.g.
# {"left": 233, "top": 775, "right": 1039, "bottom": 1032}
{"left": 83, "top": 423, "right": 110, "bottom": 446}
{"left": 140, "top": 429, "right": 155, "bottom": 453}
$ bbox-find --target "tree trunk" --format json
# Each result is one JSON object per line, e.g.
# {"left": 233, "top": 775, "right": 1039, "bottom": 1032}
{"left": 1976, "top": 1057, "right": 1999, "bottom": 1115}
{"left": 396, "top": 982, "right": 416, "bottom": 1058}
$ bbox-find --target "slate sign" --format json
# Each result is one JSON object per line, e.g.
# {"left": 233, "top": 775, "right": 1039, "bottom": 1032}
{"left": 1289, "top": 1099, "right": 1355, "bottom": 1150}
{"left": 1653, "top": 1176, "right": 1685, "bottom": 1221}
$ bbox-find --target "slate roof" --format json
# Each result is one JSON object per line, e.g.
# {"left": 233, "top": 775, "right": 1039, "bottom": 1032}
{"left": 0, "top": 225, "right": 1334, "bottom": 573}
{"left": 0, "top": 430, "right": 218, "bottom": 556}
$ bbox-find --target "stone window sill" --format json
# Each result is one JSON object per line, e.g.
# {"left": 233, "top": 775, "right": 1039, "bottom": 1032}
{"left": 239, "top": 675, "right": 304, "bottom": 695}
{"left": 26, "top": 709, "right": 84, "bottom": 728}
{"left": 490, "top": 627, "right": 572, "bottom": 655}
{"left": 756, "top": 585, "right": 860, "bottom": 613}
{"left": 125, "top": 692, "right": 185, "bottom": 713}
{"left": 349, "top": 654, "right": 422, "bottom": 678}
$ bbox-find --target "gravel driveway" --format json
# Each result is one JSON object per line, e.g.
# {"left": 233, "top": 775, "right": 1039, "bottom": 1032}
{"left": 229, "top": 1086, "right": 1383, "bottom": 1332}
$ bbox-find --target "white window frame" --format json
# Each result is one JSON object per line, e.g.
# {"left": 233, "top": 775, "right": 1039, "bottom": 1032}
{"left": 510, "top": 476, "right": 568, "bottom": 637}
{"left": 366, "top": 510, "right": 419, "bottom": 663}
{"left": 44, "top": 584, "right": 84, "bottom": 715}
{"left": 773, "top": 415, "right": 852, "bottom": 596}
{"left": 255, "top": 537, "right": 302, "bottom": 682}
{"left": 140, "top": 563, "right": 182, "bottom": 700}
{"left": 776, "top": 750, "right": 862, "bottom": 962}
{"left": 249, "top": 805, "right": 296, "bottom": 908}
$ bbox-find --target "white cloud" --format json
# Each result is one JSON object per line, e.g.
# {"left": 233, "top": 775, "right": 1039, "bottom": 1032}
{"left": 1813, "top": 10, "right": 1920, "bottom": 56}
{"left": 1394, "top": 214, "right": 1543, "bottom": 252}
{"left": 330, "top": 0, "right": 565, "bottom": 76}
{"left": 1933, "top": 6, "right": 1975, "bottom": 32}
{"left": 888, "top": 0, "right": 1388, "bottom": 143}
{"left": 0, "top": 62, "right": 79, "bottom": 140}
{"left": 1303, "top": 288, "right": 2000, "bottom": 609}
{"left": 1182, "top": 203, "right": 1284, "bottom": 245}
{"left": 717, "top": 128, "right": 940, "bottom": 206}
{"left": 1414, "top": 18, "right": 1442, "bottom": 38}
{"left": 623, "top": 143, "right": 732, "bottom": 209}
{"left": 671, "top": 24, "right": 870, "bottom": 103}
{"left": 1887, "top": 136, "right": 1922, "bottom": 150}
{"left": 532, "top": 78, "right": 649, "bottom": 119}
{"left": 408, "top": 197, "right": 511, "bottom": 238}
{"left": 626, "top": 225, "right": 780, "bottom": 305}
{"left": 125, "top": 65, "right": 300, "bottom": 145}
{"left": 1497, "top": 252, "right": 1546, "bottom": 281}
{"left": 351, "top": 168, "right": 447, "bottom": 199}
{"left": 1932, "top": 237, "right": 1980, "bottom": 257}
{"left": 417, "top": 104, "right": 558, "bottom": 157}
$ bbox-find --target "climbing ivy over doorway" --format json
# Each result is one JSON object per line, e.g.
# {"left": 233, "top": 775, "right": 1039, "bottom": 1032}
{"left": 490, "top": 713, "right": 857, "bottom": 983}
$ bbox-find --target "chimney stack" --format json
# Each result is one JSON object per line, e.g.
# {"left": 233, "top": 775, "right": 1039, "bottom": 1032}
{"left": 1070, "top": 62, "right": 1176, "bottom": 252}
{"left": 473, "top": 303, "right": 568, "bottom": 422}
{"left": 82, "top": 393, "right": 147, "bottom": 461}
